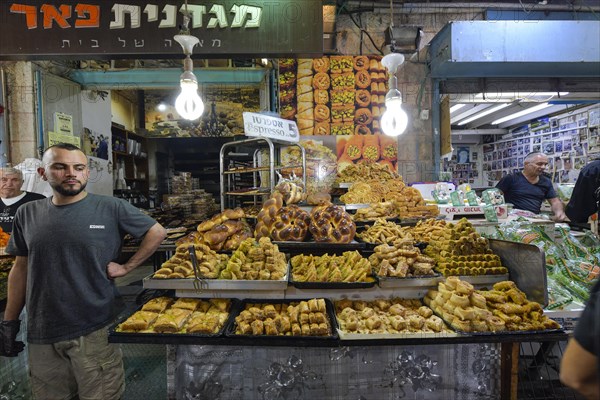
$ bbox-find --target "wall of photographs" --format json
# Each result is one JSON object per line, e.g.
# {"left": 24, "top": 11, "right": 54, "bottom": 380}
{"left": 481, "top": 104, "right": 600, "bottom": 187}
{"left": 441, "top": 146, "right": 483, "bottom": 187}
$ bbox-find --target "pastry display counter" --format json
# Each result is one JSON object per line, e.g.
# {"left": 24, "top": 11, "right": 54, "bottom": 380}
{"left": 110, "top": 236, "right": 568, "bottom": 400}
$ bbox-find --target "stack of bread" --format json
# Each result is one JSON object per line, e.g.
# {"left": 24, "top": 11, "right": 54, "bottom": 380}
{"left": 233, "top": 298, "right": 331, "bottom": 336}
{"left": 369, "top": 239, "right": 436, "bottom": 278}
{"left": 219, "top": 237, "right": 287, "bottom": 280}
{"left": 274, "top": 179, "right": 306, "bottom": 205}
{"left": 152, "top": 243, "right": 228, "bottom": 279}
{"left": 412, "top": 218, "right": 508, "bottom": 276}
{"left": 176, "top": 208, "right": 252, "bottom": 252}
{"left": 290, "top": 251, "right": 371, "bottom": 283}
{"left": 309, "top": 202, "right": 356, "bottom": 243}
{"left": 254, "top": 192, "right": 311, "bottom": 241}
{"left": 335, "top": 298, "right": 450, "bottom": 335}
{"left": 117, "top": 297, "right": 231, "bottom": 334}
{"left": 425, "top": 277, "right": 560, "bottom": 332}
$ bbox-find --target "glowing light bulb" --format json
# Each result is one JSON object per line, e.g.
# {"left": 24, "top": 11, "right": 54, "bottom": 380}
{"left": 175, "top": 73, "right": 204, "bottom": 120}
{"left": 381, "top": 96, "right": 408, "bottom": 137}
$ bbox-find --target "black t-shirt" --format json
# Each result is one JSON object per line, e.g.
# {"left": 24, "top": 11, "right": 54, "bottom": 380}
{"left": 574, "top": 280, "right": 600, "bottom": 358}
{"left": 565, "top": 160, "right": 600, "bottom": 223}
{"left": 495, "top": 172, "right": 557, "bottom": 214}
{"left": 0, "top": 191, "right": 46, "bottom": 233}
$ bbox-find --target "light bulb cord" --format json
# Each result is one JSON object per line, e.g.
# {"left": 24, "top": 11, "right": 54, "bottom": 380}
{"left": 183, "top": 55, "right": 193, "bottom": 72}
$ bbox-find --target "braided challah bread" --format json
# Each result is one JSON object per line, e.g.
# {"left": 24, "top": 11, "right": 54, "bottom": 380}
{"left": 309, "top": 203, "right": 356, "bottom": 243}
{"left": 271, "top": 205, "right": 311, "bottom": 241}
{"left": 255, "top": 192, "right": 310, "bottom": 241}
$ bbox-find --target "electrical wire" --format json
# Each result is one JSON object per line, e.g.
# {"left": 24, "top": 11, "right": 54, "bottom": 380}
{"left": 338, "top": 1, "right": 385, "bottom": 55}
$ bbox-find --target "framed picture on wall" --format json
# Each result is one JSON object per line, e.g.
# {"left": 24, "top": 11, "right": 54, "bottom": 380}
{"left": 589, "top": 108, "right": 600, "bottom": 127}
{"left": 555, "top": 141, "right": 563, "bottom": 153}
{"left": 457, "top": 146, "right": 470, "bottom": 164}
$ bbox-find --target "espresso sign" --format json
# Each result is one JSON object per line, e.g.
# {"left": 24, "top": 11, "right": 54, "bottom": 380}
{"left": 0, "top": 0, "right": 323, "bottom": 59}
{"left": 243, "top": 112, "right": 299, "bottom": 143}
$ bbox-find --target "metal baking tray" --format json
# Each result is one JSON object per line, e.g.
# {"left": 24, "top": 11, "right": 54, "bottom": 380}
{"left": 224, "top": 298, "right": 338, "bottom": 341}
{"left": 336, "top": 328, "right": 459, "bottom": 340}
{"left": 453, "top": 274, "right": 510, "bottom": 286}
{"left": 353, "top": 218, "right": 400, "bottom": 228}
{"left": 290, "top": 276, "right": 377, "bottom": 289}
{"left": 108, "top": 298, "right": 240, "bottom": 344}
{"left": 273, "top": 240, "right": 366, "bottom": 253}
{"left": 376, "top": 274, "right": 442, "bottom": 288}
{"left": 143, "top": 263, "right": 290, "bottom": 291}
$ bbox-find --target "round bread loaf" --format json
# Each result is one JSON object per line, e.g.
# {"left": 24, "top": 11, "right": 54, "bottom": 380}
{"left": 309, "top": 203, "right": 356, "bottom": 243}
{"left": 270, "top": 205, "right": 310, "bottom": 241}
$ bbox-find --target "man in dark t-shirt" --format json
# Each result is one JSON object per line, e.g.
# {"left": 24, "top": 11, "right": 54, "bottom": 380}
{"left": 496, "top": 152, "right": 567, "bottom": 221}
{"left": 565, "top": 160, "right": 600, "bottom": 223}
{"left": 0, "top": 167, "right": 45, "bottom": 233}
{"left": 560, "top": 280, "right": 600, "bottom": 398}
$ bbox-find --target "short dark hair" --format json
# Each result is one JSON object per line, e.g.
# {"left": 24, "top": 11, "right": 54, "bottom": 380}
{"left": 45, "top": 143, "right": 81, "bottom": 152}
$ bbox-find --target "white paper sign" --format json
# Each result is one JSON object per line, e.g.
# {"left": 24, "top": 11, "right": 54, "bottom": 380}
{"left": 243, "top": 112, "right": 299, "bottom": 143}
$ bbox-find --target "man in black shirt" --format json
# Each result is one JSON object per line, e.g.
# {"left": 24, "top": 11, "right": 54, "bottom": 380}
{"left": 496, "top": 152, "right": 567, "bottom": 221}
{"left": 0, "top": 167, "right": 45, "bottom": 233}
{"left": 565, "top": 159, "right": 600, "bottom": 224}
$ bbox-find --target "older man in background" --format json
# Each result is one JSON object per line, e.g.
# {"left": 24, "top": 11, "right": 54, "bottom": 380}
{"left": 0, "top": 167, "right": 45, "bottom": 233}
{"left": 496, "top": 152, "right": 567, "bottom": 221}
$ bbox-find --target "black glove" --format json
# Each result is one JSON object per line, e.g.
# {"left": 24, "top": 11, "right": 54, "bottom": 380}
{"left": 0, "top": 320, "right": 25, "bottom": 357}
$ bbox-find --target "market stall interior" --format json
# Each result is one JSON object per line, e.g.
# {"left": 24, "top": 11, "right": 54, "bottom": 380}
{"left": 1, "top": 1, "right": 599, "bottom": 399}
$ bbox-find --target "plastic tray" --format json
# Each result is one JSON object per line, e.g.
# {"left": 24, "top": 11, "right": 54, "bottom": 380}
{"left": 143, "top": 263, "right": 290, "bottom": 291}
{"left": 108, "top": 298, "right": 240, "bottom": 344}
{"left": 224, "top": 298, "right": 338, "bottom": 341}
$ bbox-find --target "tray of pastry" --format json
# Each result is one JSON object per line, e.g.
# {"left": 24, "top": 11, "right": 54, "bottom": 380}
{"left": 224, "top": 298, "right": 338, "bottom": 340}
{"left": 143, "top": 266, "right": 290, "bottom": 291}
{"left": 353, "top": 218, "right": 400, "bottom": 228}
{"left": 272, "top": 240, "right": 366, "bottom": 253}
{"left": 334, "top": 298, "right": 458, "bottom": 340}
{"left": 109, "top": 297, "right": 239, "bottom": 344}
{"left": 376, "top": 274, "right": 442, "bottom": 288}
{"left": 290, "top": 276, "right": 378, "bottom": 289}
{"left": 455, "top": 274, "right": 510, "bottom": 286}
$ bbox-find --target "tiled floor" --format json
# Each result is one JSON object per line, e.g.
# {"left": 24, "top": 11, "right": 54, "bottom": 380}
{"left": 0, "top": 263, "right": 168, "bottom": 400}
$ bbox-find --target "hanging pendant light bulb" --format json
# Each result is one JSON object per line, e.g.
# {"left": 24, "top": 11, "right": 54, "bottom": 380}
{"left": 380, "top": 53, "right": 408, "bottom": 137}
{"left": 175, "top": 56, "right": 204, "bottom": 120}
{"left": 173, "top": 7, "right": 204, "bottom": 120}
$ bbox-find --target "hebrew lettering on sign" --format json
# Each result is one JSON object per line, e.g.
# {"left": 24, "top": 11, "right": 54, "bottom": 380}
{"left": 74, "top": 4, "right": 100, "bottom": 28}
{"left": 110, "top": 4, "right": 141, "bottom": 29}
{"left": 9, "top": 2, "right": 264, "bottom": 30}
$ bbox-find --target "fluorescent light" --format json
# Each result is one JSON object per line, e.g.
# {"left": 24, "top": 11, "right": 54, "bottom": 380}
{"left": 475, "top": 91, "right": 568, "bottom": 99}
{"left": 449, "top": 103, "right": 466, "bottom": 113}
{"left": 491, "top": 103, "right": 552, "bottom": 125}
{"left": 457, "top": 103, "right": 510, "bottom": 126}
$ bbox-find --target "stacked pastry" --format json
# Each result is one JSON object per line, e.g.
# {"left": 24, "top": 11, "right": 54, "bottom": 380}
{"left": 339, "top": 178, "right": 438, "bottom": 219}
{"left": 274, "top": 179, "right": 306, "bottom": 205}
{"left": 412, "top": 218, "right": 508, "bottom": 276}
{"left": 337, "top": 135, "right": 398, "bottom": 173}
{"left": 369, "top": 239, "right": 436, "bottom": 277}
{"left": 280, "top": 140, "right": 338, "bottom": 196}
{"left": 176, "top": 208, "right": 252, "bottom": 252}
{"left": 152, "top": 243, "right": 228, "bottom": 279}
{"left": 335, "top": 298, "right": 450, "bottom": 335}
{"left": 336, "top": 162, "right": 400, "bottom": 183}
{"left": 117, "top": 297, "right": 231, "bottom": 334}
{"left": 233, "top": 298, "right": 331, "bottom": 336}
{"left": 425, "top": 277, "right": 560, "bottom": 332}
{"left": 295, "top": 58, "right": 315, "bottom": 135}
{"left": 352, "top": 202, "right": 398, "bottom": 222}
{"left": 279, "top": 59, "right": 297, "bottom": 120}
{"left": 290, "top": 251, "right": 372, "bottom": 282}
{"left": 219, "top": 237, "right": 287, "bottom": 280}
{"left": 355, "top": 218, "right": 412, "bottom": 245}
